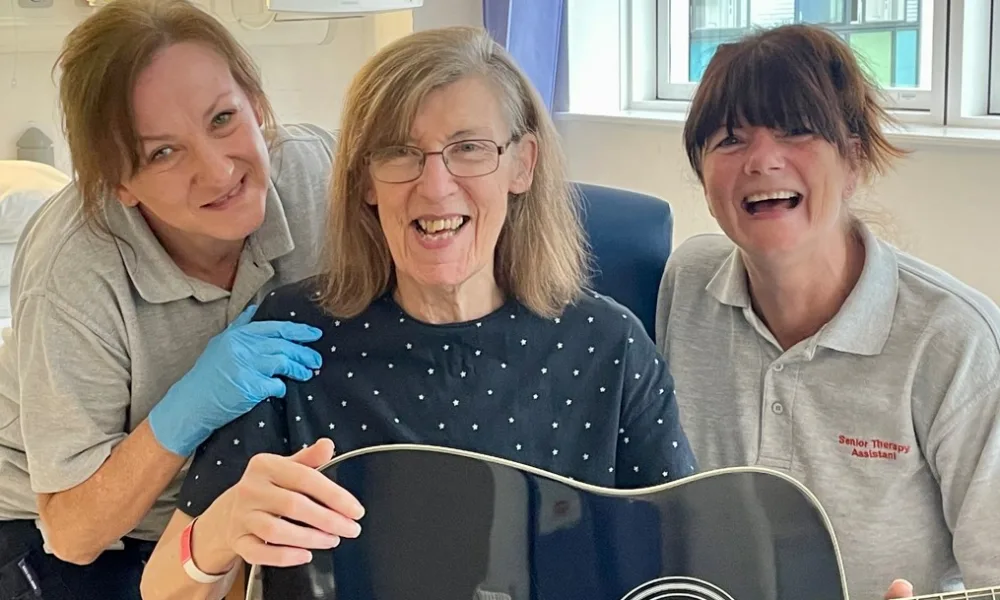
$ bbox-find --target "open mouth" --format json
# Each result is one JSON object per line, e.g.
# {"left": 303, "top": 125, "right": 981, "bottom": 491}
{"left": 742, "top": 190, "right": 802, "bottom": 215}
{"left": 412, "top": 215, "right": 471, "bottom": 239}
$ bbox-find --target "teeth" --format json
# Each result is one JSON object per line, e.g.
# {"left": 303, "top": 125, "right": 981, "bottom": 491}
{"left": 417, "top": 216, "right": 464, "bottom": 234}
{"left": 745, "top": 190, "right": 800, "bottom": 204}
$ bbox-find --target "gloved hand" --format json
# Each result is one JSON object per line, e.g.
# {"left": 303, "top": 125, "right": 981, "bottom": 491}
{"left": 148, "top": 304, "right": 324, "bottom": 457}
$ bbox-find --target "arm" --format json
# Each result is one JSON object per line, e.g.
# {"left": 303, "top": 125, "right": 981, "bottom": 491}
{"left": 615, "top": 320, "right": 698, "bottom": 488}
{"left": 140, "top": 397, "right": 289, "bottom": 600}
{"left": 20, "top": 296, "right": 323, "bottom": 564}
{"left": 38, "top": 421, "right": 186, "bottom": 564}
{"left": 654, "top": 255, "right": 674, "bottom": 349}
{"left": 16, "top": 294, "right": 181, "bottom": 564}
{"left": 139, "top": 508, "right": 241, "bottom": 600}
{"left": 924, "top": 376, "right": 1000, "bottom": 587}
{"left": 141, "top": 398, "right": 363, "bottom": 600}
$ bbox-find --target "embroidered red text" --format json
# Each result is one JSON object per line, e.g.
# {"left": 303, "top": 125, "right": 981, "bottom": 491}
{"left": 838, "top": 435, "right": 911, "bottom": 460}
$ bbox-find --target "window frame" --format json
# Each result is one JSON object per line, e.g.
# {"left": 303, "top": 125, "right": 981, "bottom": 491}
{"left": 942, "top": 0, "right": 1000, "bottom": 128}
{"left": 647, "top": 0, "right": 949, "bottom": 123}
{"left": 990, "top": 0, "right": 1000, "bottom": 114}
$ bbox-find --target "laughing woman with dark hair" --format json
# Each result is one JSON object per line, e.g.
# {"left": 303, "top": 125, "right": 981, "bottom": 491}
{"left": 656, "top": 24, "right": 1000, "bottom": 600}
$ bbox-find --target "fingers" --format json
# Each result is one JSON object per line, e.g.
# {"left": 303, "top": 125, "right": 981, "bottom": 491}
{"left": 257, "top": 377, "right": 287, "bottom": 400}
{"left": 290, "top": 438, "right": 336, "bottom": 468}
{"left": 260, "top": 484, "right": 362, "bottom": 540}
{"left": 229, "top": 446, "right": 362, "bottom": 568}
{"left": 256, "top": 452, "right": 364, "bottom": 523}
{"left": 271, "top": 459, "right": 365, "bottom": 521}
{"left": 252, "top": 355, "right": 314, "bottom": 385}
{"left": 252, "top": 339, "right": 323, "bottom": 372}
{"left": 242, "top": 320, "right": 324, "bottom": 343}
{"left": 244, "top": 351, "right": 318, "bottom": 401}
{"left": 232, "top": 534, "right": 313, "bottom": 568}
{"left": 884, "top": 579, "right": 914, "bottom": 600}
{"left": 244, "top": 510, "right": 341, "bottom": 551}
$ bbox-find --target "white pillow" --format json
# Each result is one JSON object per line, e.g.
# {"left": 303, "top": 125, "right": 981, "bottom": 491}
{"left": 0, "top": 285, "right": 10, "bottom": 320}
{"left": 0, "top": 243, "right": 15, "bottom": 288}
{"left": 0, "top": 160, "right": 70, "bottom": 245}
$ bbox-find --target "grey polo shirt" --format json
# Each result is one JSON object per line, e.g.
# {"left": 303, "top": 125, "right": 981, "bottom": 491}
{"left": 0, "top": 123, "right": 336, "bottom": 542}
{"left": 656, "top": 225, "right": 999, "bottom": 599}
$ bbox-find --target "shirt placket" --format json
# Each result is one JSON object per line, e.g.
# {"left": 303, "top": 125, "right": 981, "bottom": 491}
{"left": 741, "top": 306, "right": 797, "bottom": 471}
{"left": 228, "top": 244, "right": 275, "bottom": 321}
{"left": 758, "top": 357, "right": 796, "bottom": 470}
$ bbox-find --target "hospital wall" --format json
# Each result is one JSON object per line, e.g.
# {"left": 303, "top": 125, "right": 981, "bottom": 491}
{"left": 0, "top": 0, "right": 482, "bottom": 176}
{"left": 557, "top": 117, "right": 1000, "bottom": 303}
{"left": 2, "top": 0, "right": 997, "bottom": 305}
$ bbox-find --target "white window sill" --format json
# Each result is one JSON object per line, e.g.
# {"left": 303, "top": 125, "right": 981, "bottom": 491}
{"left": 554, "top": 109, "right": 1000, "bottom": 150}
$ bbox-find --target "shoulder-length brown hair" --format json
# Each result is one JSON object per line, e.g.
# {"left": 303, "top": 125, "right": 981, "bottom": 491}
{"left": 320, "top": 26, "right": 587, "bottom": 319}
{"left": 56, "top": 0, "right": 277, "bottom": 226}
{"left": 683, "top": 24, "right": 906, "bottom": 184}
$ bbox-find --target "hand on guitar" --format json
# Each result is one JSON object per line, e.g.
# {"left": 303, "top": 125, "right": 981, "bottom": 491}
{"left": 203, "top": 438, "right": 365, "bottom": 569}
{"left": 883, "top": 579, "right": 914, "bottom": 599}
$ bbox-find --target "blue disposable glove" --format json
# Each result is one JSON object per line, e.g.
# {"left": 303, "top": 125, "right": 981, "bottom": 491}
{"left": 148, "top": 304, "right": 324, "bottom": 457}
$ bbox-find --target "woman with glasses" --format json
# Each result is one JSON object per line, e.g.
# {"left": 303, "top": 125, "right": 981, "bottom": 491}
{"left": 140, "top": 25, "right": 697, "bottom": 598}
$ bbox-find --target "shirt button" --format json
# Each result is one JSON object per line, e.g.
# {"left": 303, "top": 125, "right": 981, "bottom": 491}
{"left": 773, "top": 363, "right": 784, "bottom": 372}
{"left": 772, "top": 402, "right": 785, "bottom": 415}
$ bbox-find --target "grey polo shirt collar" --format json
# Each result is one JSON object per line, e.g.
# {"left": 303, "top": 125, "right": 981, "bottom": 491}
{"left": 704, "top": 224, "right": 898, "bottom": 356}
{"left": 103, "top": 180, "right": 295, "bottom": 305}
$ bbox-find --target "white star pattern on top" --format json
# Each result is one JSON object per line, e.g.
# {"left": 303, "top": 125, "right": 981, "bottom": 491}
{"left": 179, "top": 289, "right": 698, "bottom": 519}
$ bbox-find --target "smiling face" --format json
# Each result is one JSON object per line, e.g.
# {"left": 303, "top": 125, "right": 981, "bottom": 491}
{"left": 700, "top": 124, "right": 858, "bottom": 259}
{"left": 117, "top": 41, "right": 271, "bottom": 249}
{"left": 366, "top": 76, "right": 536, "bottom": 298}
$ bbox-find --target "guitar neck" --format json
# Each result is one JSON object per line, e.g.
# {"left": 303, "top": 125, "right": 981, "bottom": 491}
{"left": 911, "top": 586, "right": 1000, "bottom": 600}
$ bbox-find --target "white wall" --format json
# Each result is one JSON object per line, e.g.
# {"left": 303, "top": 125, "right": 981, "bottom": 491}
{"left": 4, "top": 0, "right": 995, "bottom": 304}
{"left": 0, "top": 25, "right": 369, "bottom": 175}
{"left": 556, "top": 115, "right": 1000, "bottom": 304}
{"left": 0, "top": 0, "right": 479, "bottom": 174}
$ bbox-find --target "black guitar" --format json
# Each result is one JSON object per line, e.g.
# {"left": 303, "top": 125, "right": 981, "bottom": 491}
{"left": 242, "top": 444, "right": 993, "bottom": 600}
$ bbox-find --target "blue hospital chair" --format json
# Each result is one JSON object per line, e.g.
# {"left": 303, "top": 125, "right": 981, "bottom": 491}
{"left": 574, "top": 182, "right": 674, "bottom": 340}
{"left": 526, "top": 183, "right": 675, "bottom": 600}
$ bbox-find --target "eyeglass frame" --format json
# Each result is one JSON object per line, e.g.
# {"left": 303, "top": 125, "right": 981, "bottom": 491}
{"left": 366, "top": 136, "right": 519, "bottom": 184}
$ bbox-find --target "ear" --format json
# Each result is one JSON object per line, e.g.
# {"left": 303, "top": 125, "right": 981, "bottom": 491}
{"left": 116, "top": 184, "right": 140, "bottom": 208}
{"left": 365, "top": 186, "right": 378, "bottom": 206}
{"left": 843, "top": 171, "right": 859, "bottom": 199}
{"left": 508, "top": 133, "right": 538, "bottom": 195}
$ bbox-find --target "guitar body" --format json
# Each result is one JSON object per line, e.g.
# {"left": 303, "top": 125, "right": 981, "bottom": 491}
{"left": 245, "top": 444, "right": 849, "bottom": 600}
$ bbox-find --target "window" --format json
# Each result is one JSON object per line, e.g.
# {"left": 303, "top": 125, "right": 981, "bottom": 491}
{"left": 653, "top": 0, "right": 944, "bottom": 115}
{"left": 561, "top": 0, "right": 999, "bottom": 129}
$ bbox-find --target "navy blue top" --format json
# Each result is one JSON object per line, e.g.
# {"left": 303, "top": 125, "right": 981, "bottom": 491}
{"left": 178, "top": 279, "right": 697, "bottom": 517}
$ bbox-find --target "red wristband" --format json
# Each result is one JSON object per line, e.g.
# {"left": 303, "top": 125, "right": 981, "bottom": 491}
{"left": 180, "top": 517, "right": 227, "bottom": 584}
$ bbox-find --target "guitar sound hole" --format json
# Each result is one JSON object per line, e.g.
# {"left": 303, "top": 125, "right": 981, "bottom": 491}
{"left": 620, "top": 576, "right": 737, "bottom": 600}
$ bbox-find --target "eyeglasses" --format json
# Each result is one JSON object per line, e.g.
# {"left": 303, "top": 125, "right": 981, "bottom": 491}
{"left": 368, "top": 138, "right": 513, "bottom": 184}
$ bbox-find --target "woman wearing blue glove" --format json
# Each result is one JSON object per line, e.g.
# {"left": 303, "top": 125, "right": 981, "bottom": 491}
{"left": 0, "top": 1, "right": 332, "bottom": 598}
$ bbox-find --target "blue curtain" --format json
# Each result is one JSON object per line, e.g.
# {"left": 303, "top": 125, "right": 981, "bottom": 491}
{"left": 483, "top": 0, "right": 567, "bottom": 112}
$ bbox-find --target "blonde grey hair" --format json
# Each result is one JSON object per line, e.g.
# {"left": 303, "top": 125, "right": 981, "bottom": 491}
{"left": 319, "top": 25, "right": 588, "bottom": 318}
